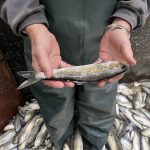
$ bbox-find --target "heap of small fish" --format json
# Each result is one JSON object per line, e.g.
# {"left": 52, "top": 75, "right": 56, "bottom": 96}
{"left": 111, "top": 81, "right": 150, "bottom": 150}
{"left": 0, "top": 81, "right": 150, "bottom": 150}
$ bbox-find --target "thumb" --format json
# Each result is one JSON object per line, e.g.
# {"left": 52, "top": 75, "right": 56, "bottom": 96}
{"left": 121, "top": 43, "right": 136, "bottom": 65}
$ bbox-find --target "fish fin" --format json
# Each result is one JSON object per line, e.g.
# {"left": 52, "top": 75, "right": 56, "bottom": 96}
{"left": 74, "top": 81, "right": 89, "bottom": 85}
{"left": 17, "top": 71, "right": 36, "bottom": 78}
{"left": 17, "top": 78, "right": 41, "bottom": 89}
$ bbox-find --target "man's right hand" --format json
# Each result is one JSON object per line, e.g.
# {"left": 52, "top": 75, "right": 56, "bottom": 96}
{"left": 25, "top": 24, "right": 74, "bottom": 88}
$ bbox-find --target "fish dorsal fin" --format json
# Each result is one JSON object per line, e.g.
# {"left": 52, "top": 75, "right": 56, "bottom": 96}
{"left": 17, "top": 71, "right": 36, "bottom": 78}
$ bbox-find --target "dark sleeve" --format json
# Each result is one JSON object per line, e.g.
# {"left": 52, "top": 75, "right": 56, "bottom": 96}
{"left": 0, "top": 0, "right": 49, "bottom": 35}
{"left": 111, "top": 0, "right": 150, "bottom": 29}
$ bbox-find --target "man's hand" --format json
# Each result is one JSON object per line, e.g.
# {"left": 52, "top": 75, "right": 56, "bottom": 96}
{"left": 98, "top": 19, "right": 136, "bottom": 87}
{"left": 25, "top": 24, "right": 74, "bottom": 88}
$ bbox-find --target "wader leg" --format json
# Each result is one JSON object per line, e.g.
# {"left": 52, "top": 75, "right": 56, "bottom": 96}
{"left": 30, "top": 85, "right": 75, "bottom": 150}
{"left": 76, "top": 83, "right": 118, "bottom": 150}
{"left": 23, "top": 38, "right": 75, "bottom": 150}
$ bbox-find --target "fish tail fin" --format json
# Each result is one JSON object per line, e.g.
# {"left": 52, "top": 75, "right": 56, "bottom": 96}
{"left": 17, "top": 78, "right": 41, "bottom": 89}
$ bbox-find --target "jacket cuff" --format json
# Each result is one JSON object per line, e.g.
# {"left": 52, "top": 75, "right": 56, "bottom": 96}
{"left": 18, "top": 11, "right": 49, "bottom": 35}
{"left": 111, "top": 8, "right": 138, "bottom": 30}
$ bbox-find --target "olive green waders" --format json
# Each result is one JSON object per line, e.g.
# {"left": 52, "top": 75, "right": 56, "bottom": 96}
{"left": 23, "top": 0, "right": 118, "bottom": 149}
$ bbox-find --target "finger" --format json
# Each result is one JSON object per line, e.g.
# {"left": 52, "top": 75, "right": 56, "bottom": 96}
{"left": 107, "top": 74, "right": 124, "bottom": 83}
{"left": 32, "top": 56, "right": 42, "bottom": 72}
{"left": 42, "top": 80, "right": 65, "bottom": 88}
{"left": 50, "top": 55, "right": 61, "bottom": 69}
{"left": 60, "top": 61, "right": 73, "bottom": 68}
{"left": 99, "top": 50, "right": 113, "bottom": 61}
{"left": 121, "top": 43, "right": 136, "bottom": 65}
{"left": 64, "top": 81, "right": 75, "bottom": 87}
{"left": 97, "top": 80, "right": 107, "bottom": 87}
{"left": 36, "top": 51, "right": 52, "bottom": 78}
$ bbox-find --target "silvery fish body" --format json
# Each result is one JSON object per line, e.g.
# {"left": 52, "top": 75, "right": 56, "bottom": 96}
{"left": 51, "top": 61, "right": 128, "bottom": 81}
{"left": 107, "top": 129, "right": 122, "bottom": 150}
{"left": 119, "top": 107, "right": 143, "bottom": 129}
{"left": 74, "top": 128, "right": 83, "bottom": 150}
{"left": 141, "top": 128, "right": 150, "bottom": 137}
{"left": 18, "top": 116, "right": 37, "bottom": 150}
{"left": 120, "top": 138, "right": 132, "bottom": 150}
{"left": 0, "top": 130, "right": 16, "bottom": 146}
{"left": 26, "top": 117, "right": 44, "bottom": 146}
{"left": 63, "top": 144, "right": 70, "bottom": 150}
{"left": 3, "top": 123, "right": 15, "bottom": 131}
{"left": 142, "top": 87, "right": 150, "bottom": 95}
{"left": 132, "top": 130, "right": 140, "bottom": 150}
{"left": 34, "top": 124, "right": 48, "bottom": 148}
{"left": 17, "top": 61, "right": 129, "bottom": 89}
{"left": 24, "top": 110, "right": 36, "bottom": 123}
{"left": 141, "top": 136, "right": 150, "bottom": 150}
{"left": 0, "top": 142, "right": 17, "bottom": 150}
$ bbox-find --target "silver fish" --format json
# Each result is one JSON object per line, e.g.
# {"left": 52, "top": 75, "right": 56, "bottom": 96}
{"left": 116, "top": 104, "right": 120, "bottom": 115}
{"left": 131, "top": 109, "right": 146, "bottom": 118}
{"left": 132, "top": 130, "right": 140, "bottom": 150}
{"left": 3, "top": 123, "right": 15, "bottom": 131}
{"left": 18, "top": 106, "right": 27, "bottom": 118}
{"left": 0, "top": 142, "right": 17, "bottom": 150}
{"left": 102, "top": 145, "right": 106, "bottom": 150}
{"left": 119, "top": 107, "right": 142, "bottom": 129}
{"left": 63, "top": 144, "right": 70, "bottom": 150}
{"left": 0, "top": 130, "right": 16, "bottom": 146}
{"left": 17, "top": 61, "right": 129, "bottom": 89}
{"left": 74, "top": 128, "right": 83, "bottom": 150}
{"left": 107, "top": 128, "right": 122, "bottom": 150}
{"left": 122, "top": 132, "right": 131, "bottom": 141}
{"left": 117, "top": 83, "right": 133, "bottom": 97}
{"left": 133, "top": 90, "right": 144, "bottom": 109}
{"left": 141, "top": 128, "right": 150, "bottom": 137}
{"left": 133, "top": 114, "right": 150, "bottom": 127}
{"left": 23, "top": 101, "right": 40, "bottom": 111}
{"left": 140, "top": 82, "right": 150, "bottom": 88}
{"left": 120, "top": 138, "right": 132, "bottom": 150}
{"left": 117, "top": 121, "right": 126, "bottom": 137}
{"left": 145, "top": 95, "right": 150, "bottom": 110}
{"left": 24, "top": 110, "right": 36, "bottom": 123}
{"left": 45, "top": 135, "right": 52, "bottom": 149}
{"left": 26, "top": 117, "right": 44, "bottom": 146}
{"left": 18, "top": 115, "right": 37, "bottom": 150}
{"left": 140, "top": 108, "right": 150, "bottom": 119}
{"left": 116, "top": 94, "right": 133, "bottom": 108}
{"left": 141, "top": 136, "right": 150, "bottom": 150}
{"left": 142, "top": 87, "right": 150, "bottom": 95}
{"left": 114, "top": 118, "right": 121, "bottom": 131}
{"left": 34, "top": 124, "right": 48, "bottom": 148}
{"left": 14, "top": 114, "right": 22, "bottom": 132}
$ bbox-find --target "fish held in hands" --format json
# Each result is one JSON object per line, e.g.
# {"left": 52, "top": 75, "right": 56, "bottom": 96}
{"left": 17, "top": 61, "right": 129, "bottom": 89}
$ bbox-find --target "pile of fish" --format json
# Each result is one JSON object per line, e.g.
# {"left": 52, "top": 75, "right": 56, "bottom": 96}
{"left": 112, "top": 81, "right": 150, "bottom": 150}
{"left": 0, "top": 81, "right": 150, "bottom": 150}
